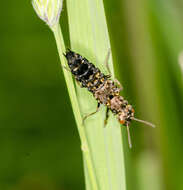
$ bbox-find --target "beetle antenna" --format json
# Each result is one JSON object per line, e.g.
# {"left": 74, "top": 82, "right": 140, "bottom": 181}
{"left": 132, "top": 117, "right": 155, "bottom": 128}
{"left": 127, "top": 124, "right": 132, "bottom": 148}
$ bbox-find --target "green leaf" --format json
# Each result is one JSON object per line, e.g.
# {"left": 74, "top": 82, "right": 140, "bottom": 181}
{"left": 66, "top": 0, "right": 127, "bottom": 189}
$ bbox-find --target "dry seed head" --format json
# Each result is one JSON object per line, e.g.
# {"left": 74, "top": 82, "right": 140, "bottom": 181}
{"left": 32, "top": 0, "right": 63, "bottom": 28}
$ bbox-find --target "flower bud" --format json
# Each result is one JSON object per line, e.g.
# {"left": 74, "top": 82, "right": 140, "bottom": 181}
{"left": 32, "top": 0, "right": 63, "bottom": 28}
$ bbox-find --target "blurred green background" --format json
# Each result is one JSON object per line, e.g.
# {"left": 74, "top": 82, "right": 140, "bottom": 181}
{"left": 0, "top": 0, "right": 183, "bottom": 190}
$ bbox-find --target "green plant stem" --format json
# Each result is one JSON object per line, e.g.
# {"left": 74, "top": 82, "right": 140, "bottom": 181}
{"left": 52, "top": 23, "right": 98, "bottom": 190}
{"left": 66, "top": 0, "right": 127, "bottom": 189}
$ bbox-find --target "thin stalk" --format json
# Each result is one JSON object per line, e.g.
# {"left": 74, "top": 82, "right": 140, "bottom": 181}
{"left": 52, "top": 23, "right": 98, "bottom": 190}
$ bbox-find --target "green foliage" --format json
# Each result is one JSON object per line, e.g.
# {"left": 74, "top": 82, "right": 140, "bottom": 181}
{"left": 0, "top": 0, "right": 183, "bottom": 190}
{"left": 66, "top": 0, "right": 126, "bottom": 189}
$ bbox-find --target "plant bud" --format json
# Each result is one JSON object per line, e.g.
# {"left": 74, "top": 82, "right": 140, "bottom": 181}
{"left": 32, "top": 0, "right": 63, "bottom": 28}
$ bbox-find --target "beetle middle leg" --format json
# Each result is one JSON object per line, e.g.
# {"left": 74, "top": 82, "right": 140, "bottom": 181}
{"left": 114, "top": 79, "right": 123, "bottom": 91}
{"left": 104, "top": 50, "right": 123, "bottom": 91}
{"left": 83, "top": 102, "right": 101, "bottom": 124}
{"left": 104, "top": 49, "right": 111, "bottom": 75}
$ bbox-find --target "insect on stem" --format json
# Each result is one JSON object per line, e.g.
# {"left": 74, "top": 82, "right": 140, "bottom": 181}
{"left": 64, "top": 49, "right": 155, "bottom": 148}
